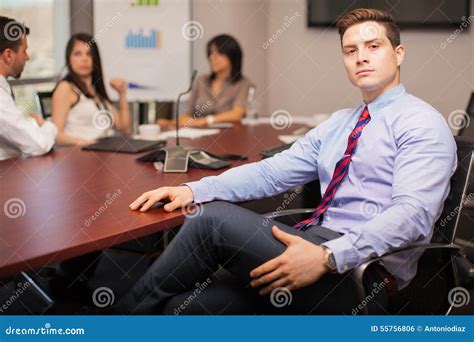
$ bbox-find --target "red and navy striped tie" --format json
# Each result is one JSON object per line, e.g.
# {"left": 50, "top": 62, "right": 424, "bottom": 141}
{"left": 295, "top": 107, "right": 371, "bottom": 230}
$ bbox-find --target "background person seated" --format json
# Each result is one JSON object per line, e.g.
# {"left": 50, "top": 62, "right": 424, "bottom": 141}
{"left": 0, "top": 16, "right": 56, "bottom": 161}
{"left": 158, "top": 34, "right": 250, "bottom": 129}
{"left": 52, "top": 33, "right": 131, "bottom": 146}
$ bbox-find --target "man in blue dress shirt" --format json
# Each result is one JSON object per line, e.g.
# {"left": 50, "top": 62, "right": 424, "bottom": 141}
{"left": 123, "top": 8, "right": 457, "bottom": 314}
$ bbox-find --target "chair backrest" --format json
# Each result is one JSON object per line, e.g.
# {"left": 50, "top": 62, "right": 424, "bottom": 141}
{"left": 431, "top": 136, "right": 474, "bottom": 244}
{"left": 35, "top": 91, "right": 54, "bottom": 119}
{"left": 392, "top": 137, "right": 474, "bottom": 314}
{"left": 458, "top": 93, "right": 474, "bottom": 137}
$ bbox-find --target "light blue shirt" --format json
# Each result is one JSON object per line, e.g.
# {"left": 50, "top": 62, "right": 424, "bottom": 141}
{"left": 186, "top": 84, "right": 457, "bottom": 289}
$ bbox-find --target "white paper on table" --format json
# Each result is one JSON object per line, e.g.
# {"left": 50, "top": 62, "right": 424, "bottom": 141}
{"left": 278, "top": 135, "right": 303, "bottom": 144}
{"left": 242, "top": 116, "right": 317, "bottom": 127}
{"left": 158, "top": 128, "right": 221, "bottom": 140}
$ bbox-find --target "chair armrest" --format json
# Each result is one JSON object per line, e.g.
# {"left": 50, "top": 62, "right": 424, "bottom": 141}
{"left": 262, "top": 208, "right": 315, "bottom": 220}
{"left": 352, "top": 243, "right": 462, "bottom": 315}
{"left": 262, "top": 208, "right": 469, "bottom": 312}
{"left": 454, "top": 254, "right": 474, "bottom": 289}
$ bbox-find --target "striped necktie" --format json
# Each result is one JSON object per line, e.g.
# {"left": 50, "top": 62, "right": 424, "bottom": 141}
{"left": 295, "top": 106, "right": 371, "bottom": 230}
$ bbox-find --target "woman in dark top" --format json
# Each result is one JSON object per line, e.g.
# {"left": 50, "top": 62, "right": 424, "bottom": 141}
{"left": 158, "top": 34, "right": 250, "bottom": 129}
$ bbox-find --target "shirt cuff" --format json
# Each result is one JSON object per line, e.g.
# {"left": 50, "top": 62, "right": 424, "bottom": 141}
{"left": 322, "top": 235, "right": 360, "bottom": 273}
{"left": 184, "top": 180, "right": 214, "bottom": 204}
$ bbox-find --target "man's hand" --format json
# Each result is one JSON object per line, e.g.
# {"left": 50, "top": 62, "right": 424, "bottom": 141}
{"left": 129, "top": 186, "right": 194, "bottom": 212}
{"left": 28, "top": 112, "right": 45, "bottom": 126}
{"left": 250, "top": 226, "right": 330, "bottom": 295}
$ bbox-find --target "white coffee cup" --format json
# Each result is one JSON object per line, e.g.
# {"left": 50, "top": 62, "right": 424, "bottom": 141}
{"left": 138, "top": 124, "right": 161, "bottom": 139}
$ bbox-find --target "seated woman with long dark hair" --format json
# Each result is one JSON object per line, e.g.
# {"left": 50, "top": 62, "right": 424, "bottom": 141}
{"left": 158, "top": 34, "right": 250, "bottom": 129}
{"left": 52, "top": 33, "right": 131, "bottom": 146}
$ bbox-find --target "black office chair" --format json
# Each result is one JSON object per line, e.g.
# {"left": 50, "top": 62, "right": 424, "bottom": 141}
{"left": 265, "top": 136, "right": 474, "bottom": 315}
{"left": 458, "top": 93, "right": 474, "bottom": 137}
{"left": 162, "top": 137, "right": 474, "bottom": 315}
{"left": 35, "top": 91, "right": 54, "bottom": 119}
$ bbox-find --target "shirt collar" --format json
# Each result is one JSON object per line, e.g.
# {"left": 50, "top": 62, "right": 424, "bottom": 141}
{"left": 365, "top": 83, "right": 406, "bottom": 114}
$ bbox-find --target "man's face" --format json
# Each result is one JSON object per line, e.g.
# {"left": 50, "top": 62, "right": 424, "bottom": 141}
{"left": 9, "top": 36, "right": 29, "bottom": 79}
{"left": 341, "top": 21, "right": 404, "bottom": 94}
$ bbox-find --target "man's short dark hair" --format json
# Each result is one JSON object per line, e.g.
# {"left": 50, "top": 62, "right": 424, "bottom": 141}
{"left": 0, "top": 16, "right": 30, "bottom": 54}
{"left": 336, "top": 8, "right": 400, "bottom": 48}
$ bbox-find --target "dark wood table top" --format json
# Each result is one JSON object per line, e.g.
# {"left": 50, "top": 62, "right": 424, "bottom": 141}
{"left": 0, "top": 123, "right": 299, "bottom": 278}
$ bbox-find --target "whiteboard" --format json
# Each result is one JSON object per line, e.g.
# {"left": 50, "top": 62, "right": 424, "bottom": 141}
{"left": 93, "top": 0, "right": 191, "bottom": 101}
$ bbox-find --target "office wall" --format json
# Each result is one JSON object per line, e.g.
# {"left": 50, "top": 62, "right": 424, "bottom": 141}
{"left": 192, "top": 0, "right": 268, "bottom": 115}
{"left": 77, "top": 0, "right": 473, "bottom": 122}
{"left": 264, "top": 0, "right": 474, "bottom": 124}
{"left": 71, "top": 0, "right": 269, "bottom": 113}
{"left": 70, "top": 0, "right": 93, "bottom": 35}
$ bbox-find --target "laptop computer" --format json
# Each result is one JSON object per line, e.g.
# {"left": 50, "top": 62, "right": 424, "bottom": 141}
{"left": 82, "top": 137, "right": 166, "bottom": 153}
{"left": 260, "top": 143, "right": 293, "bottom": 159}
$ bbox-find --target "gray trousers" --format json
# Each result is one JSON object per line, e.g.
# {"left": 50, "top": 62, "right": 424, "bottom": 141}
{"left": 118, "top": 201, "right": 388, "bottom": 314}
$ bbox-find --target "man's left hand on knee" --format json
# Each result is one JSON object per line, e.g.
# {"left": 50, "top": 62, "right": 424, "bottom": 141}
{"left": 249, "top": 226, "right": 330, "bottom": 295}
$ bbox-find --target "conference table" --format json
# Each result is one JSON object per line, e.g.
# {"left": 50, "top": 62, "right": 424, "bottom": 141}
{"left": 0, "top": 123, "right": 304, "bottom": 279}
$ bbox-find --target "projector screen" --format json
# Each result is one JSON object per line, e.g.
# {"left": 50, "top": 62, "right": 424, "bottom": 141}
{"left": 94, "top": 0, "right": 192, "bottom": 102}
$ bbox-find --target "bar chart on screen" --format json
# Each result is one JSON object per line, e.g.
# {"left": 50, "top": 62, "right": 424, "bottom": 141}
{"left": 131, "top": 0, "right": 160, "bottom": 6}
{"left": 125, "top": 29, "right": 162, "bottom": 49}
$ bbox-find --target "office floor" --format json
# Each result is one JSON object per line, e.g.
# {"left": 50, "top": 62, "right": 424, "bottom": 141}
{"left": 0, "top": 249, "right": 150, "bottom": 315}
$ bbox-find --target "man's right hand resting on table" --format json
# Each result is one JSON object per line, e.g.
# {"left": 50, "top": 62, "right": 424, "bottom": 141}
{"left": 129, "top": 186, "right": 194, "bottom": 213}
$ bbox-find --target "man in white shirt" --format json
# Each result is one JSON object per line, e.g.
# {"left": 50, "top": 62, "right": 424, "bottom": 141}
{"left": 0, "top": 16, "right": 56, "bottom": 161}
